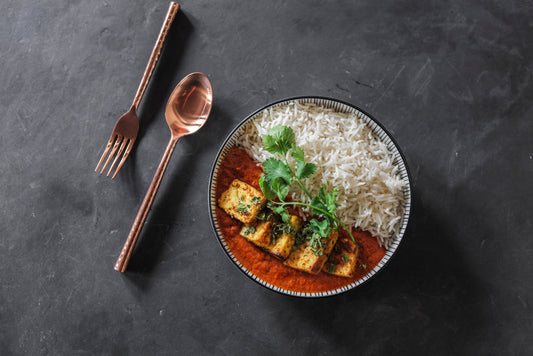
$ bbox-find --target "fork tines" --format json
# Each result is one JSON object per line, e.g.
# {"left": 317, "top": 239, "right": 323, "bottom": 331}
{"left": 95, "top": 134, "right": 135, "bottom": 179}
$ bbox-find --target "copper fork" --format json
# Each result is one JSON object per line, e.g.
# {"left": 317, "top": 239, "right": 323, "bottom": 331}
{"left": 95, "top": 2, "right": 180, "bottom": 178}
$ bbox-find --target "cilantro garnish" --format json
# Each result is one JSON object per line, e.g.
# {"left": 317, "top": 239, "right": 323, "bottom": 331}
{"left": 243, "top": 227, "right": 256, "bottom": 236}
{"left": 342, "top": 253, "right": 350, "bottom": 263}
{"left": 262, "top": 125, "right": 295, "bottom": 156}
{"left": 251, "top": 196, "right": 262, "bottom": 204}
{"left": 258, "top": 125, "right": 355, "bottom": 243}
{"left": 327, "top": 263, "right": 337, "bottom": 273}
{"left": 236, "top": 203, "right": 249, "bottom": 213}
{"left": 256, "top": 209, "right": 271, "bottom": 221}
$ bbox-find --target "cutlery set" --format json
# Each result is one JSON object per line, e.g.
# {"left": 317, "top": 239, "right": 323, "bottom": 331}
{"left": 95, "top": 2, "right": 213, "bottom": 272}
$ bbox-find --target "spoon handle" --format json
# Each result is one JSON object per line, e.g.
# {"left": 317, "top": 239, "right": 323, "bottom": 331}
{"left": 132, "top": 2, "right": 180, "bottom": 110}
{"left": 114, "top": 136, "right": 179, "bottom": 272}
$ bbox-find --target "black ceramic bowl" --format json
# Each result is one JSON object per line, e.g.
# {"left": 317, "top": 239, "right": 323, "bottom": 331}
{"left": 209, "top": 97, "right": 411, "bottom": 297}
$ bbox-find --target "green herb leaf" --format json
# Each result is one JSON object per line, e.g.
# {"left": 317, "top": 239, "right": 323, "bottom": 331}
{"left": 256, "top": 209, "right": 271, "bottom": 221}
{"left": 309, "top": 218, "right": 331, "bottom": 238}
{"left": 263, "top": 158, "right": 292, "bottom": 184}
{"left": 271, "top": 177, "right": 290, "bottom": 201}
{"left": 291, "top": 146, "right": 305, "bottom": 162}
{"left": 310, "top": 197, "right": 329, "bottom": 218}
{"left": 296, "top": 161, "right": 316, "bottom": 180}
{"left": 259, "top": 173, "right": 276, "bottom": 201}
{"left": 341, "top": 253, "right": 350, "bottom": 263}
{"left": 327, "top": 263, "right": 337, "bottom": 273}
{"left": 320, "top": 186, "right": 340, "bottom": 213}
{"left": 270, "top": 204, "right": 290, "bottom": 223}
{"left": 236, "top": 203, "right": 249, "bottom": 213}
{"left": 273, "top": 223, "right": 295, "bottom": 241}
{"left": 251, "top": 196, "right": 262, "bottom": 204}
{"left": 262, "top": 126, "right": 295, "bottom": 156}
{"left": 263, "top": 158, "right": 292, "bottom": 201}
{"left": 243, "top": 227, "right": 256, "bottom": 236}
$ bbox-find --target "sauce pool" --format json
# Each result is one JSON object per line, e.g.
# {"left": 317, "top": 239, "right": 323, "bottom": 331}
{"left": 215, "top": 146, "right": 387, "bottom": 293}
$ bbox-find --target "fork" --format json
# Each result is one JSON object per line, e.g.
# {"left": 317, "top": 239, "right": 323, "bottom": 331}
{"left": 95, "top": 2, "right": 180, "bottom": 178}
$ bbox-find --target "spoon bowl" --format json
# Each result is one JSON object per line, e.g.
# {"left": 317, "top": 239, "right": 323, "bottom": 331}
{"left": 165, "top": 72, "right": 213, "bottom": 136}
{"left": 114, "top": 72, "right": 213, "bottom": 272}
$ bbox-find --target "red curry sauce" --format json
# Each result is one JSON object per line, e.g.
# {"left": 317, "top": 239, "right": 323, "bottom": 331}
{"left": 215, "top": 146, "right": 387, "bottom": 293}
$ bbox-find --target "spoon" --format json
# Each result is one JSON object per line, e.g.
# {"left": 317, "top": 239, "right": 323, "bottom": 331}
{"left": 114, "top": 72, "right": 213, "bottom": 272}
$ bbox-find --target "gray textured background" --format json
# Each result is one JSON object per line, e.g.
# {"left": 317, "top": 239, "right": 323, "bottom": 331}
{"left": 1, "top": 0, "right": 532, "bottom": 355}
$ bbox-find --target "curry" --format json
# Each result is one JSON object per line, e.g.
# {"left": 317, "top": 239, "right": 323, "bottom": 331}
{"left": 215, "top": 146, "right": 386, "bottom": 293}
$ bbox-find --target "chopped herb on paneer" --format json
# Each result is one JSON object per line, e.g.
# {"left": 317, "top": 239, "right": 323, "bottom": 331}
{"left": 265, "top": 215, "right": 302, "bottom": 260}
{"left": 284, "top": 229, "right": 338, "bottom": 275}
{"left": 240, "top": 220, "right": 272, "bottom": 248}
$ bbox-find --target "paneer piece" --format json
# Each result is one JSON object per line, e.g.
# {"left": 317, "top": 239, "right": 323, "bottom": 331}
{"left": 240, "top": 220, "right": 272, "bottom": 248}
{"left": 284, "top": 229, "right": 338, "bottom": 275}
{"left": 334, "top": 233, "right": 358, "bottom": 254}
{"left": 324, "top": 249, "right": 359, "bottom": 278}
{"left": 218, "top": 179, "right": 266, "bottom": 224}
{"left": 324, "top": 234, "right": 359, "bottom": 277}
{"left": 265, "top": 215, "right": 302, "bottom": 260}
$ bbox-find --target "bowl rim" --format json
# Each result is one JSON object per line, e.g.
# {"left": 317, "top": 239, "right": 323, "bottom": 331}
{"left": 208, "top": 95, "right": 412, "bottom": 298}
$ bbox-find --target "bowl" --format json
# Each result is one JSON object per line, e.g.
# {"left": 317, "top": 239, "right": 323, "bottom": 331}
{"left": 208, "top": 96, "right": 411, "bottom": 297}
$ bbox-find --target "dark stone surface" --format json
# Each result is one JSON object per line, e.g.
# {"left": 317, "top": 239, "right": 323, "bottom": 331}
{"left": 1, "top": 0, "right": 532, "bottom": 354}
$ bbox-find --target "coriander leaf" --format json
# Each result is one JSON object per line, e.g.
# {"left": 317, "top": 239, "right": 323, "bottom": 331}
{"left": 291, "top": 146, "right": 305, "bottom": 162}
{"left": 318, "top": 186, "right": 328, "bottom": 204}
{"left": 308, "top": 232, "right": 323, "bottom": 250}
{"left": 309, "top": 218, "right": 331, "bottom": 238}
{"left": 327, "top": 263, "right": 337, "bottom": 273}
{"left": 296, "top": 161, "right": 316, "bottom": 180}
{"left": 236, "top": 203, "right": 248, "bottom": 213}
{"left": 256, "top": 209, "right": 271, "bottom": 221}
{"left": 323, "top": 188, "right": 340, "bottom": 213}
{"left": 259, "top": 173, "right": 276, "bottom": 200}
{"left": 262, "top": 126, "right": 295, "bottom": 156}
{"left": 310, "top": 196, "right": 328, "bottom": 215}
{"left": 251, "top": 196, "right": 262, "bottom": 204}
{"left": 273, "top": 222, "right": 295, "bottom": 240}
{"left": 270, "top": 204, "right": 290, "bottom": 223}
{"left": 272, "top": 177, "right": 290, "bottom": 201}
{"left": 243, "top": 227, "right": 256, "bottom": 236}
{"left": 263, "top": 158, "right": 292, "bottom": 201}
{"left": 263, "top": 158, "right": 292, "bottom": 186}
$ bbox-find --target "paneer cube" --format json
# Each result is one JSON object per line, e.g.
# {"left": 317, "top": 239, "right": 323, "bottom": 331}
{"left": 267, "top": 234, "right": 294, "bottom": 260}
{"left": 284, "top": 229, "right": 338, "bottom": 275}
{"left": 334, "top": 234, "right": 358, "bottom": 254}
{"left": 265, "top": 215, "right": 302, "bottom": 260}
{"left": 218, "top": 179, "right": 266, "bottom": 224}
{"left": 240, "top": 220, "right": 272, "bottom": 248}
{"left": 324, "top": 233, "right": 359, "bottom": 277}
{"left": 324, "top": 249, "right": 359, "bottom": 278}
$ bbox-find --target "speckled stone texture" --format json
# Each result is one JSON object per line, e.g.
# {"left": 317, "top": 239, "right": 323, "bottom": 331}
{"left": 1, "top": 0, "right": 532, "bottom": 355}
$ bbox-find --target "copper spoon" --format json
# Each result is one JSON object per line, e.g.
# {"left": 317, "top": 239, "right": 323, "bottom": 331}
{"left": 114, "top": 72, "right": 213, "bottom": 272}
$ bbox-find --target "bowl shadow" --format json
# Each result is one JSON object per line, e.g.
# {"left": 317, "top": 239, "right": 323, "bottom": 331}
{"left": 261, "top": 183, "right": 490, "bottom": 354}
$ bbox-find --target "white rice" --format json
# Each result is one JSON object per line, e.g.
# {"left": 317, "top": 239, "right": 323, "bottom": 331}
{"left": 237, "top": 101, "right": 406, "bottom": 249}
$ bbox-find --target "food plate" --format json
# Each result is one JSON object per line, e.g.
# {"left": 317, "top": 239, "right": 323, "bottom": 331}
{"left": 209, "top": 97, "right": 411, "bottom": 297}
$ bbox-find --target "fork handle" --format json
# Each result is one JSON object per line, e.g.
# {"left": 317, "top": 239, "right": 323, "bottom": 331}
{"left": 114, "top": 136, "right": 179, "bottom": 272}
{"left": 132, "top": 2, "right": 180, "bottom": 110}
